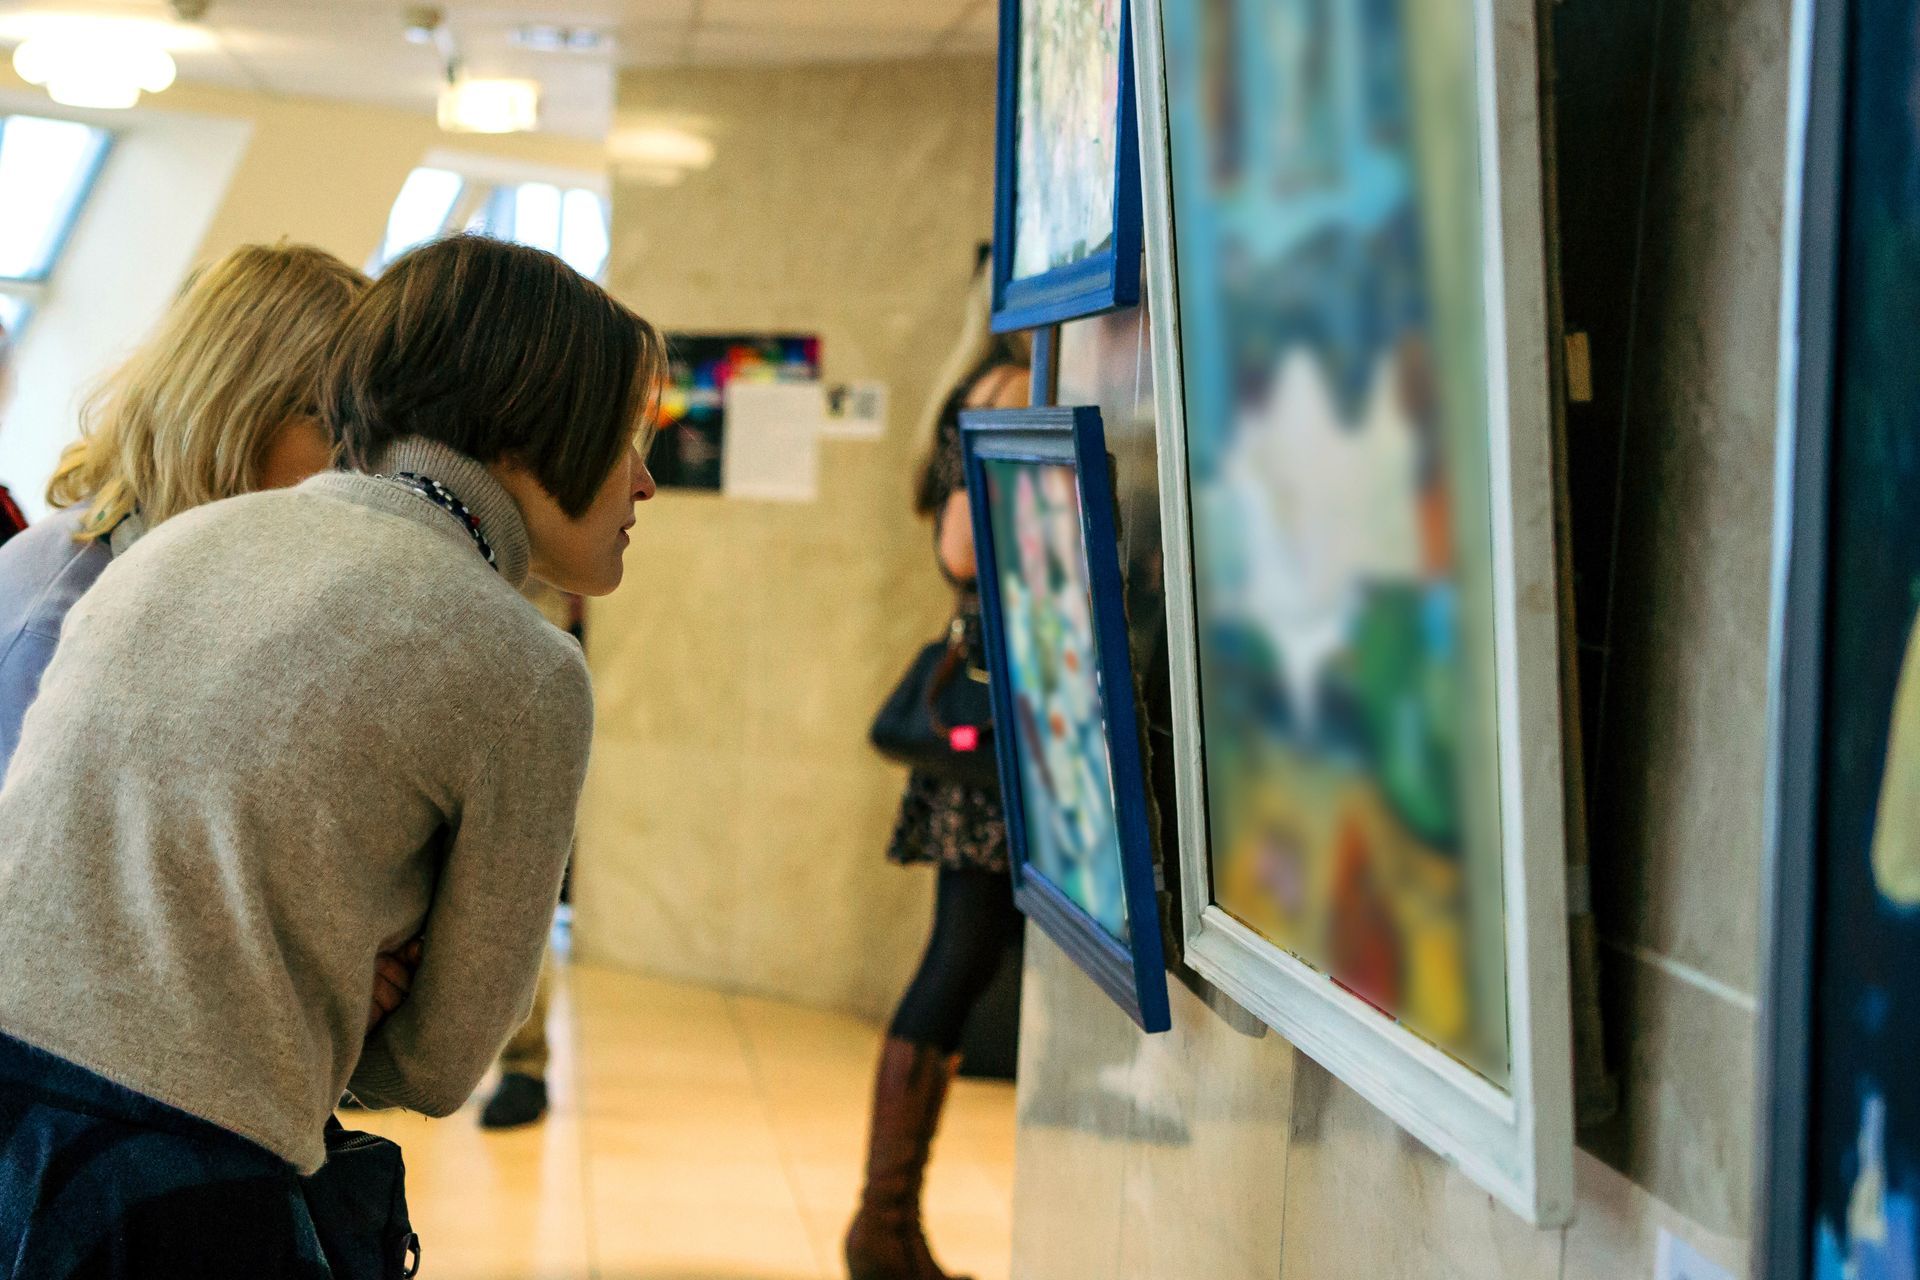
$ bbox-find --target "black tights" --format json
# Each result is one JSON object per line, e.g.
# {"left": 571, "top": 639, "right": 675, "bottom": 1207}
{"left": 888, "top": 866, "right": 1023, "bottom": 1052}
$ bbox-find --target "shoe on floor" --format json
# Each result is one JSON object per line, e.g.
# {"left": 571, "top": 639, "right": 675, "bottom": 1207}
{"left": 479, "top": 1072, "right": 548, "bottom": 1130}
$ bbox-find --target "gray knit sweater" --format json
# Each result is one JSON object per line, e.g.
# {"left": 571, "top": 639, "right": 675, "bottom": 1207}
{"left": 0, "top": 437, "right": 592, "bottom": 1174}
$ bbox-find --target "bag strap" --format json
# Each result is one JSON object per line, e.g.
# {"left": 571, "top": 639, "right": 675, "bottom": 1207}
{"left": 924, "top": 617, "right": 970, "bottom": 734}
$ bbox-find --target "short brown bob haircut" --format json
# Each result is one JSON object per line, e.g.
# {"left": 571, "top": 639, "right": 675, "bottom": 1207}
{"left": 325, "top": 235, "right": 664, "bottom": 517}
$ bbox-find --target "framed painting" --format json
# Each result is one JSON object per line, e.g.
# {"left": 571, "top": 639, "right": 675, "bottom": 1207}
{"left": 990, "top": 0, "right": 1144, "bottom": 333}
{"left": 1756, "top": 0, "right": 1920, "bottom": 1275}
{"left": 1133, "top": 0, "right": 1574, "bottom": 1222}
{"left": 961, "top": 406, "right": 1171, "bottom": 1033}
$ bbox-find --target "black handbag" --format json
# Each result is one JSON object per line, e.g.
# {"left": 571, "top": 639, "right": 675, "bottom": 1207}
{"left": 870, "top": 617, "right": 1000, "bottom": 790}
{"left": 302, "top": 1119, "right": 421, "bottom": 1280}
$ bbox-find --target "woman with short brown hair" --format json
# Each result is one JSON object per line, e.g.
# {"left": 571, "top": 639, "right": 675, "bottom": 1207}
{"left": 0, "top": 235, "right": 664, "bottom": 1278}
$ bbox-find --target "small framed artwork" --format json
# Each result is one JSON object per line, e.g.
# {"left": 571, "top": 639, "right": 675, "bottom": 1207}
{"left": 1133, "top": 0, "right": 1574, "bottom": 1222}
{"left": 1756, "top": 1, "right": 1920, "bottom": 1277}
{"left": 989, "top": 0, "right": 1144, "bottom": 333}
{"left": 961, "top": 406, "right": 1171, "bottom": 1033}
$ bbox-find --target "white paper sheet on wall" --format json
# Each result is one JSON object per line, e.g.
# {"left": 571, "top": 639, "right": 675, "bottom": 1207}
{"left": 821, "top": 380, "right": 889, "bottom": 440}
{"left": 720, "top": 380, "right": 825, "bottom": 502}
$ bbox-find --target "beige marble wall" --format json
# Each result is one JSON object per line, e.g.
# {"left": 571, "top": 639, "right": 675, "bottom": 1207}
{"left": 1008, "top": 0, "right": 1788, "bottom": 1271}
{"left": 577, "top": 58, "right": 998, "bottom": 1022}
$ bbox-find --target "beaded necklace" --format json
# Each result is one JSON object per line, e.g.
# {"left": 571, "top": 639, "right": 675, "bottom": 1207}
{"left": 388, "top": 472, "right": 497, "bottom": 571}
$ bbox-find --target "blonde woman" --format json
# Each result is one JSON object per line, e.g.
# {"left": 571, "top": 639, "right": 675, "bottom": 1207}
{"left": 0, "top": 243, "right": 366, "bottom": 774}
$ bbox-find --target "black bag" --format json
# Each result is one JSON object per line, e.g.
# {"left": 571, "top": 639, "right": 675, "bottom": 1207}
{"left": 870, "top": 618, "right": 1000, "bottom": 790}
{"left": 301, "top": 1119, "right": 421, "bottom": 1280}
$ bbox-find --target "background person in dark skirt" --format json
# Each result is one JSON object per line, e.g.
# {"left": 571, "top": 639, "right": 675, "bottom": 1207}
{"left": 845, "top": 259, "right": 1030, "bottom": 1280}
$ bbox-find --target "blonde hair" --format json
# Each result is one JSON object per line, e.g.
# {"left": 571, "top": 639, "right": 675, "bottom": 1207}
{"left": 911, "top": 261, "right": 998, "bottom": 458}
{"left": 47, "top": 243, "right": 368, "bottom": 538}
{"left": 910, "top": 260, "right": 1030, "bottom": 516}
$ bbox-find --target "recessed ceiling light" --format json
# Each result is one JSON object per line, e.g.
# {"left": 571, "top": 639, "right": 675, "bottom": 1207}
{"left": 510, "top": 24, "right": 606, "bottom": 54}
{"left": 438, "top": 77, "right": 540, "bottom": 133}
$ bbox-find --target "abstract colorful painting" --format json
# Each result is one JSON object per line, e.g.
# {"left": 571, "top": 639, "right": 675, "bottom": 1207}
{"left": 1793, "top": 2, "right": 1920, "bottom": 1274}
{"left": 980, "top": 457, "right": 1129, "bottom": 941}
{"left": 647, "top": 334, "right": 820, "bottom": 490}
{"left": 1160, "top": 0, "right": 1508, "bottom": 1079}
{"left": 1012, "top": 0, "right": 1123, "bottom": 281}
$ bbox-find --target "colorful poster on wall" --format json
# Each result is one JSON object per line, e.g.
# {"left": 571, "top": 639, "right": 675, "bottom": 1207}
{"left": 1161, "top": 0, "right": 1509, "bottom": 1080}
{"left": 1799, "top": 1, "right": 1920, "bottom": 1272}
{"left": 980, "top": 456, "right": 1130, "bottom": 942}
{"left": 1012, "top": 0, "right": 1124, "bottom": 280}
{"left": 648, "top": 334, "right": 821, "bottom": 490}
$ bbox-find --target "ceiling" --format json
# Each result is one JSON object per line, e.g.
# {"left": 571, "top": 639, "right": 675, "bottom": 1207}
{"left": 0, "top": 1, "right": 999, "bottom": 137}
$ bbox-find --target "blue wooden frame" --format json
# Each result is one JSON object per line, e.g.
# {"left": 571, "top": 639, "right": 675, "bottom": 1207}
{"left": 989, "top": 0, "right": 1144, "bottom": 334}
{"left": 961, "top": 406, "right": 1170, "bottom": 1033}
{"left": 1755, "top": 0, "right": 1863, "bottom": 1274}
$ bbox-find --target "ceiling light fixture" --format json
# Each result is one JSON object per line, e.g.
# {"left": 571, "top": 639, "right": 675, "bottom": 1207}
{"left": 510, "top": 24, "right": 606, "bottom": 54}
{"left": 438, "top": 77, "right": 540, "bottom": 134}
{"left": 11, "top": 21, "right": 178, "bottom": 110}
{"left": 610, "top": 125, "right": 716, "bottom": 173}
{"left": 402, "top": 5, "right": 451, "bottom": 51}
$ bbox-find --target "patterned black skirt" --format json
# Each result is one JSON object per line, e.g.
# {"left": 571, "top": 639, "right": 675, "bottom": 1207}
{"left": 886, "top": 769, "right": 1009, "bottom": 874}
{"left": 885, "top": 587, "right": 1010, "bottom": 874}
{"left": 0, "top": 1033, "right": 334, "bottom": 1279}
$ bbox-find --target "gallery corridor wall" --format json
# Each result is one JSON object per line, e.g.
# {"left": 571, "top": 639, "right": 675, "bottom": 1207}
{"left": 578, "top": 57, "right": 998, "bottom": 1020}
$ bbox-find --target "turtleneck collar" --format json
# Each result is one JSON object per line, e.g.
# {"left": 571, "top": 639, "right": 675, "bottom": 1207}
{"left": 369, "top": 437, "right": 533, "bottom": 588}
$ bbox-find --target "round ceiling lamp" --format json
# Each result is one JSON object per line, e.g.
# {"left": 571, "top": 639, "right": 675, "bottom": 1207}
{"left": 12, "top": 22, "right": 179, "bottom": 109}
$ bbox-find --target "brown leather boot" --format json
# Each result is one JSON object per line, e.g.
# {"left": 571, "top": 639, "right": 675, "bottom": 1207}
{"left": 844, "top": 1037, "right": 975, "bottom": 1280}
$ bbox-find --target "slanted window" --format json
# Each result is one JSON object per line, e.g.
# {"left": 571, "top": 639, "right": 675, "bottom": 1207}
{"left": 0, "top": 114, "right": 112, "bottom": 334}
{"left": 378, "top": 167, "right": 465, "bottom": 268}
{"left": 374, "top": 164, "right": 610, "bottom": 281}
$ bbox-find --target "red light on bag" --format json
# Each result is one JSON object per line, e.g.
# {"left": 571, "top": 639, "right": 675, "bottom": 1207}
{"left": 949, "top": 725, "right": 980, "bottom": 753}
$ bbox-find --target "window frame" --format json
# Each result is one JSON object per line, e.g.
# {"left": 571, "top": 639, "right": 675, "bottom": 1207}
{"left": 0, "top": 111, "right": 114, "bottom": 334}
{"left": 372, "top": 150, "right": 611, "bottom": 280}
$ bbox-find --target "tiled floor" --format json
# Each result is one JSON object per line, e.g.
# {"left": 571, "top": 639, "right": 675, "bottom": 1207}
{"left": 351, "top": 960, "right": 1015, "bottom": 1280}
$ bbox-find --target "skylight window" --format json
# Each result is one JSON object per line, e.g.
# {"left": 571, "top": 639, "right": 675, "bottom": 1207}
{"left": 374, "top": 164, "right": 610, "bottom": 281}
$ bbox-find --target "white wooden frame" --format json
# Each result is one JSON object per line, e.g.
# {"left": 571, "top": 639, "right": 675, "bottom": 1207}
{"left": 1132, "top": 0, "right": 1575, "bottom": 1225}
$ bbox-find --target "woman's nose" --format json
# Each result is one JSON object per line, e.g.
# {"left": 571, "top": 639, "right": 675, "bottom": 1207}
{"left": 633, "top": 454, "right": 658, "bottom": 503}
